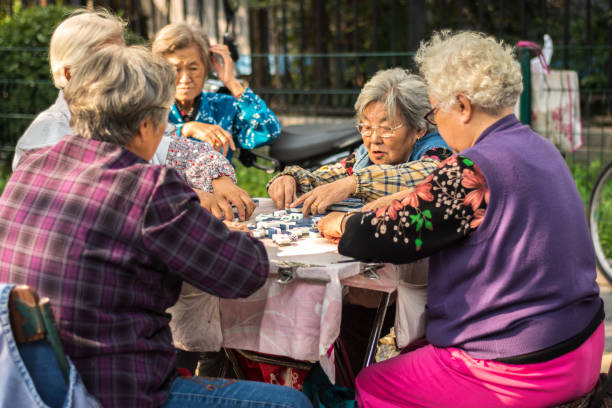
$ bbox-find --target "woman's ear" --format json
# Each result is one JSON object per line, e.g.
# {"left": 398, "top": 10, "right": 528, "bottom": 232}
{"left": 456, "top": 93, "right": 473, "bottom": 124}
{"left": 63, "top": 66, "right": 71, "bottom": 82}
{"left": 415, "top": 127, "right": 427, "bottom": 140}
{"left": 135, "top": 119, "right": 148, "bottom": 141}
{"left": 125, "top": 118, "right": 157, "bottom": 161}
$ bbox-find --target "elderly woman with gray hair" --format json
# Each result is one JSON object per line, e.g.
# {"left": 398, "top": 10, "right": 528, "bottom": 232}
{"left": 0, "top": 45, "right": 311, "bottom": 408}
{"left": 267, "top": 68, "right": 450, "bottom": 215}
{"left": 152, "top": 23, "right": 281, "bottom": 161}
{"left": 319, "top": 31, "right": 604, "bottom": 407}
{"left": 12, "top": 10, "right": 254, "bottom": 221}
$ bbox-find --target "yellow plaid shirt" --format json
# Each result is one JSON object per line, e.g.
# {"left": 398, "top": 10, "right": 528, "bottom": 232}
{"left": 267, "top": 148, "right": 450, "bottom": 202}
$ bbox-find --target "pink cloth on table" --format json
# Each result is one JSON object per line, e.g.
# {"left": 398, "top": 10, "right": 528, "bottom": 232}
{"left": 219, "top": 264, "right": 350, "bottom": 383}
{"left": 356, "top": 322, "right": 604, "bottom": 408}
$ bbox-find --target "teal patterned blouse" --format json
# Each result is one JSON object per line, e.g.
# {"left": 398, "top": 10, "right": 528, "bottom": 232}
{"left": 168, "top": 88, "right": 281, "bottom": 160}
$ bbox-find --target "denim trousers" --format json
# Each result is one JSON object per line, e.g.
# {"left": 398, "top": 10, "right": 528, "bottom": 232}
{"left": 164, "top": 375, "right": 313, "bottom": 408}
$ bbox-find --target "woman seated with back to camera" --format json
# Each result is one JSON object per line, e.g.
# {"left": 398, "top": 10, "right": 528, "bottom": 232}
{"left": 0, "top": 44, "right": 311, "bottom": 408}
{"left": 318, "top": 31, "right": 603, "bottom": 407}
{"left": 152, "top": 23, "right": 281, "bottom": 162}
{"left": 267, "top": 68, "right": 451, "bottom": 215}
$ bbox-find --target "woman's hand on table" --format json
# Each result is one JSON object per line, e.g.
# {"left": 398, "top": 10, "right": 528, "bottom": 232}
{"left": 317, "top": 211, "right": 355, "bottom": 243}
{"left": 212, "top": 176, "right": 255, "bottom": 221}
{"left": 210, "top": 44, "right": 244, "bottom": 98}
{"left": 362, "top": 188, "right": 413, "bottom": 212}
{"left": 291, "top": 176, "right": 357, "bottom": 216}
{"left": 223, "top": 220, "right": 253, "bottom": 235}
{"left": 267, "top": 175, "right": 298, "bottom": 209}
{"left": 193, "top": 188, "right": 234, "bottom": 220}
{"left": 182, "top": 121, "right": 236, "bottom": 154}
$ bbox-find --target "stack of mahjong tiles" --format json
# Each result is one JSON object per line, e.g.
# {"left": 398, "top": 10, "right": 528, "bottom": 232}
{"left": 249, "top": 208, "right": 323, "bottom": 245}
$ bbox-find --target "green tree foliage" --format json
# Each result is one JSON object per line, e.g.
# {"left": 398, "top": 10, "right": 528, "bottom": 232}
{"left": 248, "top": 0, "right": 611, "bottom": 93}
{"left": 0, "top": 5, "right": 73, "bottom": 156}
{"left": 0, "top": 5, "right": 145, "bottom": 162}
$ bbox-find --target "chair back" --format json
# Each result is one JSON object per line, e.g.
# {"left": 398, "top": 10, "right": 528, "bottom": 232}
{"left": 0, "top": 283, "right": 102, "bottom": 408}
{"left": 9, "top": 284, "right": 70, "bottom": 380}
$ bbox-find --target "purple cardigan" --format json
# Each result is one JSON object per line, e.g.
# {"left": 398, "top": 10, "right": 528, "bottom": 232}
{"left": 427, "top": 115, "right": 601, "bottom": 359}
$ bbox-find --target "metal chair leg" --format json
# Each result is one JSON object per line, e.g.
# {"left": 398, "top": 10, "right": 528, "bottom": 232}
{"left": 362, "top": 291, "right": 391, "bottom": 368}
{"left": 334, "top": 338, "right": 356, "bottom": 388}
{"left": 223, "top": 348, "right": 246, "bottom": 379}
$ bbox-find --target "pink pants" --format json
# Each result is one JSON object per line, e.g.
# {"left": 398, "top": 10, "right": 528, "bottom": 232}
{"left": 356, "top": 323, "right": 604, "bottom": 408}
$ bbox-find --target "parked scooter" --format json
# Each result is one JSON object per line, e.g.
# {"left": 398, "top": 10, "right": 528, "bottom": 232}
{"left": 241, "top": 122, "right": 362, "bottom": 173}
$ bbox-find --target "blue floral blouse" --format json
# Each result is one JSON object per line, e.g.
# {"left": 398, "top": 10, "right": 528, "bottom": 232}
{"left": 169, "top": 88, "right": 281, "bottom": 160}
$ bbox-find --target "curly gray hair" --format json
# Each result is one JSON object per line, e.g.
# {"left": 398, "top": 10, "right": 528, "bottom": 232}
{"left": 415, "top": 30, "right": 523, "bottom": 115}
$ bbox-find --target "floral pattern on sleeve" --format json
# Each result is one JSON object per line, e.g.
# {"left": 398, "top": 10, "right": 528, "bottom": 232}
{"left": 341, "top": 155, "right": 489, "bottom": 263}
{"left": 166, "top": 137, "right": 236, "bottom": 192}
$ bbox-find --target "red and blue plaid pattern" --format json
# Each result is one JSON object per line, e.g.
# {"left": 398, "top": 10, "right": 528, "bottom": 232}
{"left": 0, "top": 135, "right": 269, "bottom": 407}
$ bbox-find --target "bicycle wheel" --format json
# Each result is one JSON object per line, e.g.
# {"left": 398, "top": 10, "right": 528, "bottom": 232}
{"left": 589, "top": 161, "right": 612, "bottom": 283}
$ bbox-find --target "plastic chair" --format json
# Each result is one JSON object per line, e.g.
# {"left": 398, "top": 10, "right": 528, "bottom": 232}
{"left": 0, "top": 283, "right": 101, "bottom": 408}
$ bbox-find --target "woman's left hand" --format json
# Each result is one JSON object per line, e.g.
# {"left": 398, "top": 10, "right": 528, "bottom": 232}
{"left": 210, "top": 44, "right": 244, "bottom": 97}
{"left": 317, "top": 211, "right": 350, "bottom": 243}
{"left": 290, "top": 176, "right": 357, "bottom": 216}
{"left": 223, "top": 220, "right": 253, "bottom": 235}
{"left": 182, "top": 121, "right": 236, "bottom": 153}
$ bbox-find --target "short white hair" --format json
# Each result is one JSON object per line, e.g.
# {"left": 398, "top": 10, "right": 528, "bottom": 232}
{"left": 64, "top": 45, "right": 175, "bottom": 146}
{"left": 415, "top": 30, "right": 523, "bottom": 115}
{"left": 49, "top": 9, "right": 126, "bottom": 89}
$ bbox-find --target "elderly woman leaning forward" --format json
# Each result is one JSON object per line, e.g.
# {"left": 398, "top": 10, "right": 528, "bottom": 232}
{"left": 0, "top": 45, "right": 311, "bottom": 408}
{"left": 152, "top": 23, "right": 281, "bottom": 160}
{"left": 267, "top": 68, "right": 451, "bottom": 215}
{"left": 318, "top": 31, "right": 604, "bottom": 408}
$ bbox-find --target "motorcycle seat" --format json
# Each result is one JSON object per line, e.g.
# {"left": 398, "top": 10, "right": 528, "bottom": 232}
{"left": 270, "top": 120, "right": 362, "bottom": 163}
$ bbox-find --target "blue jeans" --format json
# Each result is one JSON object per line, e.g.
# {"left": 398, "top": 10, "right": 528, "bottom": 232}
{"left": 164, "top": 376, "right": 313, "bottom": 408}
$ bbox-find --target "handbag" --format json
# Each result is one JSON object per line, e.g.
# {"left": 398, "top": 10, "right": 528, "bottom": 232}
{"left": 516, "top": 39, "right": 583, "bottom": 153}
{"left": 530, "top": 69, "right": 583, "bottom": 153}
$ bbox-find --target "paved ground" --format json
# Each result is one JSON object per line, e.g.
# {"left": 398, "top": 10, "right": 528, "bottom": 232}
{"left": 597, "top": 271, "right": 612, "bottom": 372}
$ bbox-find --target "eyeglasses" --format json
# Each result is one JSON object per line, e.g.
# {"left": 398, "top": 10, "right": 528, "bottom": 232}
{"left": 356, "top": 122, "right": 404, "bottom": 139}
{"left": 424, "top": 103, "right": 440, "bottom": 126}
{"left": 424, "top": 94, "right": 460, "bottom": 126}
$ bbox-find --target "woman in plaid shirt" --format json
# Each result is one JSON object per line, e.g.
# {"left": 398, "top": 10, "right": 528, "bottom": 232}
{"left": 0, "top": 45, "right": 311, "bottom": 408}
{"left": 267, "top": 68, "right": 451, "bottom": 215}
